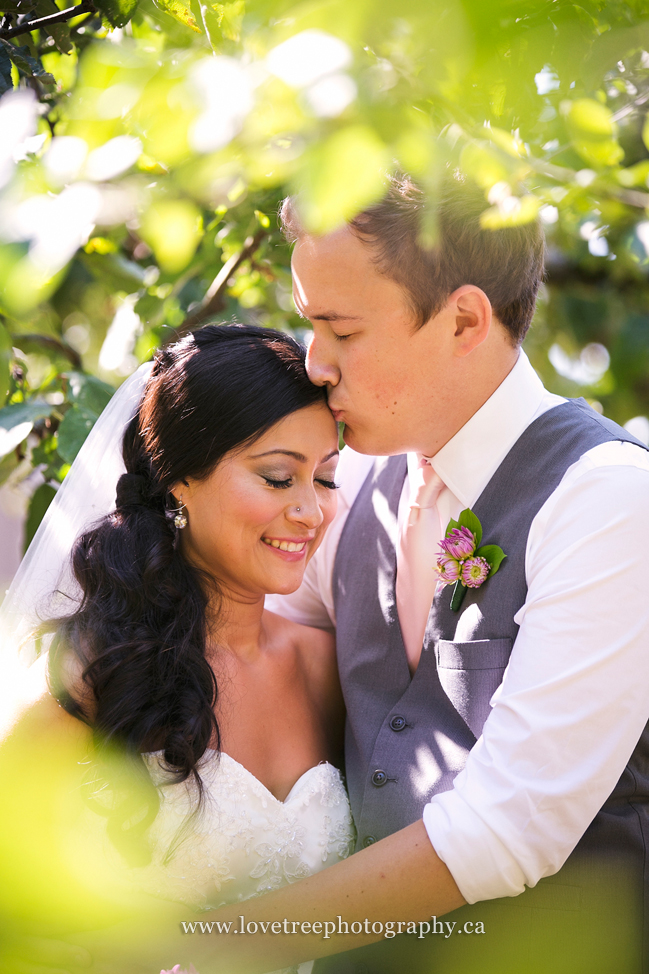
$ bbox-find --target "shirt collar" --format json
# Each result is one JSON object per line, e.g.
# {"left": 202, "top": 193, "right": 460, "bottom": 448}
{"left": 410, "top": 350, "right": 546, "bottom": 508}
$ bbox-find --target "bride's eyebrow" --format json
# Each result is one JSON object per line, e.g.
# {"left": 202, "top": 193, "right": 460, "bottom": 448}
{"left": 248, "top": 449, "right": 339, "bottom": 462}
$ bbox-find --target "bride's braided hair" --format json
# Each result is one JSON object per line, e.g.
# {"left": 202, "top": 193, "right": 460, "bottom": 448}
{"left": 48, "top": 324, "right": 326, "bottom": 862}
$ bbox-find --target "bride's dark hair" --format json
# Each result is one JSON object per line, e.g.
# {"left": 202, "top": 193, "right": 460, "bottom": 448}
{"left": 48, "top": 324, "right": 326, "bottom": 862}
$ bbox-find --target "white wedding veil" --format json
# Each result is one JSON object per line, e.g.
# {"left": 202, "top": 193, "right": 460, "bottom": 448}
{"left": 0, "top": 362, "right": 153, "bottom": 670}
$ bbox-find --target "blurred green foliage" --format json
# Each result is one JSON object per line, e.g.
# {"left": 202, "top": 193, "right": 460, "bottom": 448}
{"left": 2, "top": 0, "right": 649, "bottom": 545}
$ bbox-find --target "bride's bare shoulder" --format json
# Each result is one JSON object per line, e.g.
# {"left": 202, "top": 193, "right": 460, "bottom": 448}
{"left": 0, "top": 653, "right": 91, "bottom": 750}
{"left": 263, "top": 609, "right": 339, "bottom": 709}
{"left": 263, "top": 608, "right": 335, "bottom": 660}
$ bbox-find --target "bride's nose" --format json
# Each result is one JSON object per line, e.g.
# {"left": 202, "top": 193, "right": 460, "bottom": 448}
{"left": 285, "top": 488, "right": 324, "bottom": 529}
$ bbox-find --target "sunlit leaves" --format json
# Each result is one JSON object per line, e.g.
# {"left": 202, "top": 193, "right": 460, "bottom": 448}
{"left": 32, "top": 0, "right": 73, "bottom": 54}
{"left": 0, "top": 323, "right": 11, "bottom": 408}
{"left": 0, "top": 39, "right": 55, "bottom": 87}
{"left": 480, "top": 194, "right": 540, "bottom": 229}
{"left": 0, "top": 400, "right": 51, "bottom": 459}
{"left": 152, "top": 0, "right": 200, "bottom": 32}
{"left": 96, "top": 0, "right": 140, "bottom": 28}
{"left": 296, "top": 125, "right": 389, "bottom": 233}
{"left": 24, "top": 483, "right": 56, "bottom": 551}
{"left": 140, "top": 199, "right": 203, "bottom": 271}
{"left": 56, "top": 405, "right": 96, "bottom": 463}
{"left": 460, "top": 141, "right": 510, "bottom": 190}
{"left": 66, "top": 371, "right": 114, "bottom": 416}
{"left": 211, "top": 0, "right": 244, "bottom": 42}
{"left": 2, "top": 0, "right": 649, "bottom": 549}
{"left": 563, "top": 98, "right": 625, "bottom": 168}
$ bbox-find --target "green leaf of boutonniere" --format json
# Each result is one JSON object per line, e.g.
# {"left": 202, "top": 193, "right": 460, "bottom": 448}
{"left": 444, "top": 517, "right": 460, "bottom": 536}
{"left": 475, "top": 544, "right": 507, "bottom": 577}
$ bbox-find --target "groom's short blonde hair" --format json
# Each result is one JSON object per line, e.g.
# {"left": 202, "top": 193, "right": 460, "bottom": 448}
{"left": 280, "top": 170, "right": 545, "bottom": 347}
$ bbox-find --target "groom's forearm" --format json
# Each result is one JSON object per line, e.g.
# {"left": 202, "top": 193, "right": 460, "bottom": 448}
{"left": 187, "top": 820, "right": 466, "bottom": 974}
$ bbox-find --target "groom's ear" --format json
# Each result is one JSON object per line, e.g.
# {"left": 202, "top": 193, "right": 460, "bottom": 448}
{"left": 448, "top": 285, "right": 492, "bottom": 356}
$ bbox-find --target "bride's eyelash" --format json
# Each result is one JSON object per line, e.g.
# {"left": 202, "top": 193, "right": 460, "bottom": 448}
{"left": 264, "top": 476, "right": 292, "bottom": 489}
{"left": 263, "top": 477, "right": 340, "bottom": 490}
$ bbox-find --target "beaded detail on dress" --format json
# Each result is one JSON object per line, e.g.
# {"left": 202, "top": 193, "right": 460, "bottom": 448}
{"left": 135, "top": 750, "right": 355, "bottom": 911}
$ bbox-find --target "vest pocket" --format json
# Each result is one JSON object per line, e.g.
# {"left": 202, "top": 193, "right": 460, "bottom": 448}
{"left": 434, "top": 638, "right": 513, "bottom": 740}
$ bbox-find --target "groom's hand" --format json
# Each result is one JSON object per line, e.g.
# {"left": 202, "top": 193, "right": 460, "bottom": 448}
{"left": 0, "top": 934, "right": 91, "bottom": 974}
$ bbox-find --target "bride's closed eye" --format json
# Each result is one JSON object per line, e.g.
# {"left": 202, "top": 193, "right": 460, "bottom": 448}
{"left": 263, "top": 476, "right": 292, "bottom": 489}
{"left": 262, "top": 475, "right": 340, "bottom": 490}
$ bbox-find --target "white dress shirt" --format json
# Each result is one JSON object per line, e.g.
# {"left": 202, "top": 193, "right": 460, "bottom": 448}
{"left": 266, "top": 351, "right": 649, "bottom": 904}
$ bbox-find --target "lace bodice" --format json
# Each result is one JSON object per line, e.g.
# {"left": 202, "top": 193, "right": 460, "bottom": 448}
{"left": 139, "top": 751, "right": 355, "bottom": 974}
{"left": 78, "top": 749, "right": 354, "bottom": 974}
{"left": 135, "top": 750, "right": 355, "bottom": 911}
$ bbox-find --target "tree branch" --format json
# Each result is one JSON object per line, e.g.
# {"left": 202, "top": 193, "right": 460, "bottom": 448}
{"left": 164, "top": 228, "right": 268, "bottom": 345}
{"left": 12, "top": 333, "right": 83, "bottom": 369}
{"left": 0, "top": 1, "right": 95, "bottom": 39}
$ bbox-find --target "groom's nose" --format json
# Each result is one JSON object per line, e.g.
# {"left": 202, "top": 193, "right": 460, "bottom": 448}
{"left": 306, "top": 330, "right": 340, "bottom": 388}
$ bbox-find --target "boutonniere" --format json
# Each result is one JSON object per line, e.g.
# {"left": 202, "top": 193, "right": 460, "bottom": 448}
{"left": 435, "top": 509, "right": 506, "bottom": 612}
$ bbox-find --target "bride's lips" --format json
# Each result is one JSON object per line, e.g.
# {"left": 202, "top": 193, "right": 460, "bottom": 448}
{"left": 329, "top": 408, "right": 344, "bottom": 423}
{"left": 261, "top": 536, "right": 314, "bottom": 561}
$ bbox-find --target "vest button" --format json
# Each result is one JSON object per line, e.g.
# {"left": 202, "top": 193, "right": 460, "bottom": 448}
{"left": 362, "top": 835, "right": 376, "bottom": 848}
{"left": 389, "top": 714, "right": 406, "bottom": 732}
{"left": 372, "top": 769, "right": 388, "bottom": 787}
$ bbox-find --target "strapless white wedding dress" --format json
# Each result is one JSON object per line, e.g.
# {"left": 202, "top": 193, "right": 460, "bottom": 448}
{"left": 130, "top": 750, "right": 356, "bottom": 974}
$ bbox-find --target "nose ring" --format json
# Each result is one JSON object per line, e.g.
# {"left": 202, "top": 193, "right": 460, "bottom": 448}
{"left": 296, "top": 507, "right": 301, "bottom": 512}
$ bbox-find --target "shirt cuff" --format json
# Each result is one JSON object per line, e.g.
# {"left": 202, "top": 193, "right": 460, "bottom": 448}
{"left": 422, "top": 791, "right": 528, "bottom": 904}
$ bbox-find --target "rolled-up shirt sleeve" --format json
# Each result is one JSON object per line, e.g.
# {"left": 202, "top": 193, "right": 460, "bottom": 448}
{"left": 423, "top": 444, "right": 649, "bottom": 904}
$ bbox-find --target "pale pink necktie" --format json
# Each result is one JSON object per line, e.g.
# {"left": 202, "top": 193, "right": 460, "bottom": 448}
{"left": 396, "top": 458, "right": 444, "bottom": 673}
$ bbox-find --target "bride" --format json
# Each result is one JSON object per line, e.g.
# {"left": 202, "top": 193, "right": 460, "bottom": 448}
{"left": 0, "top": 323, "right": 354, "bottom": 973}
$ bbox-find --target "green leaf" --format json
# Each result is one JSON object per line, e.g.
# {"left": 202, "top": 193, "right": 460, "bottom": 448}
{"left": 444, "top": 517, "right": 460, "bottom": 537}
{"left": 296, "top": 126, "right": 390, "bottom": 234}
{"left": 56, "top": 405, "right": 96, "bottom": 464}
{"left": 563, "top": 98, "right": 624, "bottom": 169}
{"left": 24, "top": 483, "right": 57, "bottom": 552}
{"left": 31, "top": 433, "right": 66, "bottom": 482}
{"left": 0, "top": 324, "right": 12, "bottom": 408}
{"left": 459, "top": 141, "right": 509, "bottom": 191}
{"left": 65, "top": 372, "right": 114, "bottom": 418}
{"left": 476, "top": 544, "right": 507, "bottom": 578}
{"left": 0, "top": 39, "right": 55, "bottom": 86}
{"left": 457, "top": 508, "right": 482, "bottom": 547}
{"left": 33, "top": 0, "right": 73, "bottom": 54}
{"left": 211, "top": 0, "right": 244, "bottom": 41}
{"left": 564, "top": 98, "right": 617, "bottom": 141}
{"left": 480, "top": 195, "right": 540, "bottom": 230}
{"left": 95, "top": 0, "right": 140, "bottom": 28}
{"left": 0, "top": 449, "right": 19, "bottom": 487}
{"left": 141, "top": 200, "right": 203, "bottom": 272}
{"left": 0, "top": 43, "right": 13, "bottom": 95}
{"left": 152, "top": 0, "right": 201, "bottom": 32}
{"left": 0, "top": 400, "right": 52, "bottom": 459}
{"left": 0, "top": 400, "right": 52, "bottom": 431}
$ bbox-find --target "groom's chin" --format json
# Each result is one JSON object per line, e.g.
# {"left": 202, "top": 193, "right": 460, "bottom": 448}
{"left": 342, "top": 424, "right": 406, "bottom": 458}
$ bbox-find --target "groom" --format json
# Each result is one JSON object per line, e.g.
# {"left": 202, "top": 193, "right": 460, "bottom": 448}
{"left": 259, "top": 172, "right": 649, "bottom": 973}
{"left": 39, "top": 171, "right": 648, "bottom": 974}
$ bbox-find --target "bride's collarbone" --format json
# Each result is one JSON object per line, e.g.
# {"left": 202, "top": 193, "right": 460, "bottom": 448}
{"left": 205, "top": 624, "right": 337, "bottom": 801}
{"left": 212, "top": 679, "right": 332, "bottom": 803}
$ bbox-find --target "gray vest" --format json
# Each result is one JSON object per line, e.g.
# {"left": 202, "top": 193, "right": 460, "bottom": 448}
{"left": 333, "top": 399, "right": 648, "bottom": 951}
